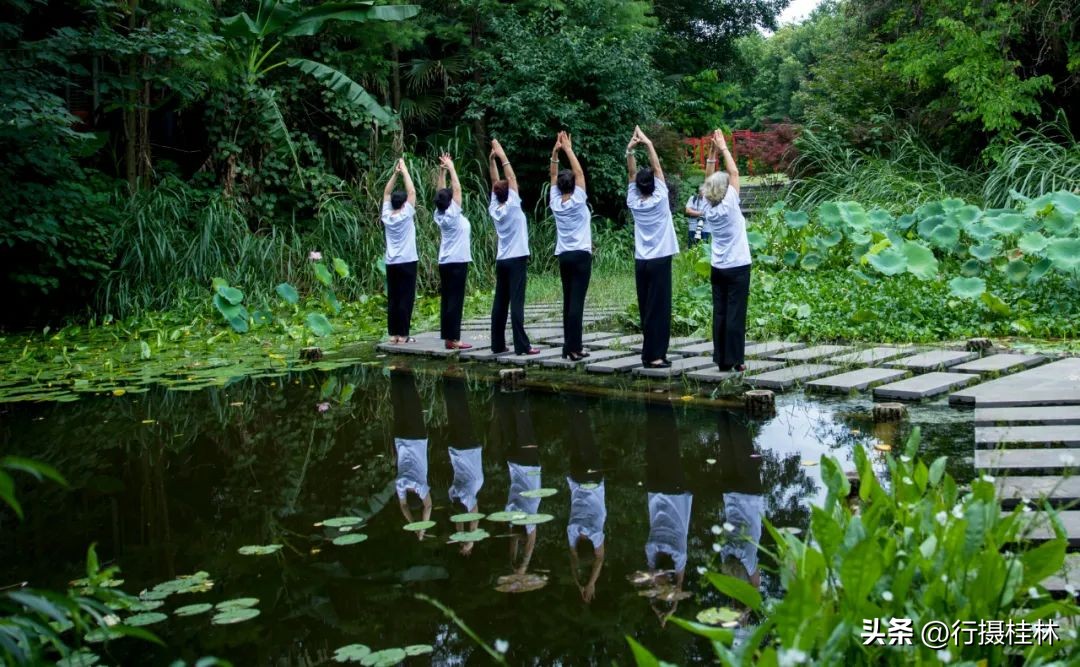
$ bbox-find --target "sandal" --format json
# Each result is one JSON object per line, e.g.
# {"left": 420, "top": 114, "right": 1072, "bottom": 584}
{"left": 648, "top": 359, "right": 672, "bottom": 368}
{"left": 403, "top": 336, "right": 417, "bottom": 344}
{"left": 445, "top": 340, "right": 473, "bottom": 350}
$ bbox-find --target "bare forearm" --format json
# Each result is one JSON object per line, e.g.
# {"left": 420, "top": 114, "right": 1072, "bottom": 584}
{"left": 626, "top": 153, "right": 637, "bottom": 182}
{"left": 587, "top": 555, "right": 604, "bottom": 587}
{"left": 436, "top": 167, "right": 447, "bottom": 190}
{"left": 644, "top": 143, "right": 663, "bottom": 181}
{"left": 383, "top": 173, "right": 399, "bottom": 199}
{"left": 565, "top": 147, "right": 585, "bottom": 188}
{"left": 706, "top": 143, "right": 718, "bottom": 177}
{"left": 488, "top": 157, "right": 500, "bottom": 185}
{"left": 402, "top": 170, "right": 416, "bottom": 204}
{"left": 721, "top": 146, "right": 739, "bottom": 191}
{"left": 549, "top": 150, "right": 558, "bottom": 185}
{"left": 450, "top": 168, "right": 462, "bottom": 204}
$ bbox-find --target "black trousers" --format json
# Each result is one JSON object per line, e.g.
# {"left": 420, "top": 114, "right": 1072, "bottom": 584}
{"left": 439, "top": 262, "right": 469, "bottom": 340}
{"left": 492, "top": 256, "right": 531, "bottom": 354}
{"left": 390, "top": 371, "right": 425, "bottom": 440}
{"left": 634, "top": 256, "right": 673, "bottom": 363}
{"left": 495, "top": 389, "right": 537, "bottom": 465}
{"left": 558, "top": 250, "right": 592, "bottom": 355}
{"left": 386, "top": 261, "right": 417, "bottom": 337}
{"left": 567, "top": 395, "right": 602, "bottom": 484}
{"left": 443, "top": 377, "right": 477, "bottom": 448}
{"left": 711, "top": 264, "right": 751, "bottom": 369}
{"left": 644, "top": 401, "right": 685, "bottom": 494}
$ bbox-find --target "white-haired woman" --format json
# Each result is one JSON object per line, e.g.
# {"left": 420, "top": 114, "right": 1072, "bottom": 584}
{"left": 702, "top": 129, "right": 750, "bottom": 372}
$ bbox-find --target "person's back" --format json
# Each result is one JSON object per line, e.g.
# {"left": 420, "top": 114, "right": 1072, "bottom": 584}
{"left": 489, "top": 189, "right": 529, "bottom": 260}
{"left": 550, "top": 185, "right": 591, "bottom": 255}
{"left": 434, "top": 199, "right": 472, "bottom": 265}
{"left": 627, "top": 179, "right": 679, "bottom": 261}
{"left": 381, "top": 199, "right": 417, "bottom": 265}
{"left": 704, "top": 185, "right": 750, "bottom": 270}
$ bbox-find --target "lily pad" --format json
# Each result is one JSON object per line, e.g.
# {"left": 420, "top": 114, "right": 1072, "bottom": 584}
{"left": 580, "top": 483, "right": 600, "bottom": 490}
{"left": 449, "top": 512, "right": 486, "bottom": 522}
{"left": 211, "top": 607, "right": 261, "bottom": 625}
{"left": 321, "top": 516, "right": 365, "bottom": 528}
{"left": 511, "top": 513, "right": 554, "bottom": 526}
{"left": 902, "top": 241, "right": 938, "bottom": 280}
{"left": 519, "top": 488, "right": 557, "bottom": 499}
{"left": 696, "top": 607, "right": 741, "bottom": 625}
{"left": 948, "top": 277, "right": 986, "bottom": 300}
{"left": 485, "top": 511, "right": 527, "bottom": 522}
{"left": 333, "top": 644, "right": 372, "bottom": 663}
{"left": 215, "top": 597, "right": 259, "bottom": 610}
{"left": 449, "top": 529, "right": 490, "bottom": 543}
{"left": 403, "top": 520, "right": 435, "bottom": 532}
{"left": 126, "top": 600, "right": 164, "bottom": 612}
{"left": 495, "top": 573, "right": 549, "bottom": 593}
{"left": 174, "top": 603, "right": 214, "bottom": 617}
{"left": 361, "top": 648, "right": 408, "bottom": 667}
{"left": 404, "top": 644, "right": 434, "bottom": 657}
{"left": 866, "top": 248, "right": 906, "bottom": 276}
{"left": 332, "top": 533, "right": 369, "bottom": 546}
{"left": 57, "top": 650, "right": 100, "bottom": 667}
{"left": 125, "top": 612, "right": 167, "bottom": 627}
{"left": 1045, "top": 238, "right": 1080, "bottom": 272}
{"left": 237, "top": 544, "right": 282, "bottom": 556}
{"left": 1018, "top": 231, "right": 1049, "bottom": 254}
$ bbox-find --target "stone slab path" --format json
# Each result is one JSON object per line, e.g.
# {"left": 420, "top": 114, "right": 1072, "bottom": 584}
{"left": 806, "top": 367, "right": 911, "bottom": 393}
{"left": 975, "top": 425, "right": 1080, "bottom": 448}
{"left": 744, "top": 364, "right": 839, "bottom": 391}
{"left": 540, "top": 348, "right": 627, "bottom": 370}
{"left": 974, "top": 406, "right": 1080, "bottom": 426}
{"left": 828, "top": 346, "right": 918, "bottom": 366}
{"left": 745, "top": 341, "right": 805, "bottom": 358}
{"left": 951, "top": 353, "right": 1046, "bottom": 375}
{"left": 950, "top": 358, "right": 1080, "bottom": 407}
{"left": 586, "top": 355, "right": 645, "bottom": 375}
{"left": 686, "top": 359, "right": 785, "bottom": 383}
{"left": 632, "top": 356, "right": 715, "bottom": 379}
{"left": 768, "top": 344, "right": 852, "bottom": 363}
{"left": 884, "top": 350, "right": 979, "bottom": 373}
{"left": 671, "top": 341, "right": 715, "bottom": 356}
{"left": 632, "top": 336, "right": 707, "bottom": 354}
{"left": 873, "top": 372, "right": 976, "bottom": 401}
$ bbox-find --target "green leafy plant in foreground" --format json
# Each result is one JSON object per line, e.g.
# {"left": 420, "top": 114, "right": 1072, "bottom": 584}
{"left": 630, "top": 428, "right": 1079, "bottom": 665}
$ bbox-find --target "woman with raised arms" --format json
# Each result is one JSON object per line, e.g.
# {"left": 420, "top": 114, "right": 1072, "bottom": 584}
{"left": 549, "top": 130, "right": 592, "bottom": 361}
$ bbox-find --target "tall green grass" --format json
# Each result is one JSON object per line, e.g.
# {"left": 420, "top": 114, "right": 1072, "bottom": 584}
{"left": 983, "top": 114, "right": 1080, "bottom": 206}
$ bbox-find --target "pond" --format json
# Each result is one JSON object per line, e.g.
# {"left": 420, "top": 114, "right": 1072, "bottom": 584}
{"left": 0, "top": 362, "right": 974, "bottom": 665}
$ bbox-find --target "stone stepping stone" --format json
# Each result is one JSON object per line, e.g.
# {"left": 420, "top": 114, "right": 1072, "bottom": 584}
{"left": 995, "top": 475, "right": 1080, "bottom": 509}
{"left": 828, "top": 346, "right": 917, "bottom": 366}
{"left": 538, "top": 331, "right": 621, "bottom": 346}
{"left": 498, "top": 347, "right": 561, "bottom": 366}
{"left": 685, "top": 359, "right": 784, "bottom": 383}
{"left": 768, "top": 344, "right": 852, "bottom": 362}
{"left": 632, "top": 357, "right": 715, "bottom": 379}
{"left": 951, "top": 353, "right": 1046, "bottom": 375}
{"left": 974, "top": 448, "right": 1079, "bottom": 472}
{"left": 974, "top": 406, "right": 1080, "bottom": 426}
{"left": 884, "top": 349, "right": 978, "bottom": 372}
{"left": 744, "top": 364, "right": 840, "bottom": 391}
{"left": 634, "top": 336, "right": 707, "bottom": 353}
{"left": 459, "top": 348, "right": 513, "bottom": 362}
{"left": 975, "top": 425, "right": 1080, "bottom": 448}
{"left": 1042, "top": 553, "right": 1080, "bottom": 595}
{"left": 744, "top": 341, "right": 805, "bottom": 358}
{"left": 375, "top": 340, "right": 462, "bottom": 357}
{"left": 1020, "top": 510, "right": 1080, "bottom": 546}
{"left": 599, "top": 334, "right": 644, "bottom": 349}
{"left": 539, "top": 349, "right": 627, "bottom": 370}
{"left": 873, "top": 372, "right": 977, "bottom": 401}
{"left": 586, "top": 355, "right": 643, "bottom": 374}
{"left": 806, "top": 367, "right": 911, "bottom": 393}
{"left": 950, "top": 358, "right": 1080, "bottom": 407}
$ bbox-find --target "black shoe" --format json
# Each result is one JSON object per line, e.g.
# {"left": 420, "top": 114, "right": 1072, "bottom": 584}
{"left": 648, "top": 359, "right": 672, "bottom": 368}
{"left": 563, "top": 350, "right": 591, "bottom": 361}
{"left": 733, "top": 363, "right": 747, "bottom": 373}
{"left": 717, "top": 364, "right": 733, "bottom": 372}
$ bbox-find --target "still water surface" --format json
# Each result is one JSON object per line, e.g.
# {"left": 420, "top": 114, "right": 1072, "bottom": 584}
{"left": 1, "top": 363, "right": 972, "bottom": 665}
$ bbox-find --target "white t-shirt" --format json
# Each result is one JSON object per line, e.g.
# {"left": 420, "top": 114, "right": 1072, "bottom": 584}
{"left": 705, "top": 186, "right": 751, "bottom": 270}
{"left": 434, "top": 200, "right": 472, "bottom": 265}
{"left": 627, "top": 180, "right": 679, "bottom": 260}
{"left": 550, "top": 186, "right": 592, "bottom": 255}
{"left": 566, "top": 477, "right": 606, "bottom": 549}
{"left": 506, "top": 461, "right": 541, "bottom": 534}
{"left": 448, "top": 446, "right": 484, "bottom": 511}
{"left": 686, "top": 195, "right": 706, "bottom": 232}
{"left": 394, "top": 437, "right": 429, "bottom": 500}
{"left": 381, "top": 201, "right": 418, "bottom": 265}
{"left": 645, "top": 491, "right": 692, "bottom": 573}
{"left": 488, "top": 190, "right": 530, "bottom": 261}
{"left": 718, "top": 492, "right": 764, "bottom": 577}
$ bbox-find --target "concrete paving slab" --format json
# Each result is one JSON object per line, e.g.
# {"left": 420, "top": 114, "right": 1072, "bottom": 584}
{"left": 828, "top": 346, "right": 918, "bottom": 366}
{"left": 884, "top": 349, "right": 978, "bottom": 372}
{"left": 768, "top": 344, "right": 852, "bottom": 362}
{"left": 459, "top": 348, "right": 513, "bottom": 362}
{"left": 632, "top": 356, "right": 715, "bottom": 379}
{"left": 539, "top": 349, "right": 627, "bottom": 369}
{"left": 974, "top": 406, "right": 1080, "bottom": 426}
{"left": 1021, "top": 510, "right": 1080, "bottom": 546}
{"left": 975, "top": 425, "right": 1080, "bottom": 448}
{"left": 744, "top": 341, "right": 806, "bottom": 358}
{"left": 586, "top": 355, "right": 644, "bottom": 374}
{"left": 974, "top": 448, "right": 1079, "bottom": 472}
{"left": 996, "top": 475, "right": 1080, "bottom": 509}
{"left": 1042, "top": 553, "right": 1080, "bottom": 595}
{"left": 950, "top": 358, "right": 1080, "bottom": 407}
{"left": 599, "top": 334, "right": 645, "bottom": 350}
{"left": 807, "top": 367, "right": 911, "bottom": 393}
{"left": 498, "top": 347, "right": 561, "bottom": 366}
{"left": 375, "top": 340, "right": 465, "bottom": 357}
{"left": 537, "top": 331, "right": 622, "bottom": 346}
{"left": 686, "top": 359, "right": 784, "bottom": 383}
{"left": 634, "top": 336, "right": 707, "bottom": 353}
{"left": 951, "top": 353, "right": 1047, "bottom": 375}
{"left": 873, "top": 372, "right": 977, "bottom": 401}
{"left": 744, "top": 364, "right": 840, "bottom": 391}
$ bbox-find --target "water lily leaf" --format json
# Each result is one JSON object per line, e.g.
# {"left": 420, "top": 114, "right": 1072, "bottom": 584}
{"left": 211, "top": 607, "right": 261, "bottom": 625}
{"left": 57, "top": 650, "right": 100, "bottom": 667}
{"left": 968, "top": 243, "right": 999, "bottom": 262}
{"left": 127, "top": 600, "right": 164, "bottom": 612}
{"left": 305, "top": 313, "right": 334, "bottom": 337}
{"left": 125, "top": 612, "right": 167, "bottom": 627}
{"left": 486, "top": 511, "right": 528, "bottom": 522}
{"left": 817, "top": 201, "right": 842, "bottom": 229}
{"left": 403, "top": 520, "right": 436, "bottom": 532}
{"left": 895, "top": 213, "right": 916, "bottom": 231}
{"left": 866, "top": 248, "right": 906, "bottom": 276}
{"left": 580, "top": 482, "right": 600, "bottom": 490}
{"left": 449, "top": 529, "right": 490, "bottom": 542}
{"left": 511, "top": 513, "right": 554, "bottom": 526}
{"left": 216, "top": 285, "right": 244, "bottom": 305}
{"left": 332, "top": 257, "right": 350, "bottom": 278}
{"left": 914, "top": 201, "right": 944, "bottom": 220}
{"left": 916, "top": 214, "right": 945, "bottom": 240}
{"left": 1026, "top": 191, "right": 1079, "bottom": 236}
{"left": 820, "top": 230, "right": 844, "bottom": 247}
{"left": 696, "top": 607, "right": 741, "bottom": 625}
{"left": 986, "top": 213, "right": 1026, "bottom": 235}
{"left": 520, "top": 488, "right": 557, "bottom": 498}
{"left": 1018, "top": 232, "right": 1049, "bottom": 255}
{"left": 941, "top": 197, "right": 966, "bottom": 212}
{"left": 321, "top": 516, "right": 365, "bottom": 528}
{"left": 1005, "top": 259, "right": 1029, "bottom": 283}
{"left": 313, "top": 262, "right": 333, "bottom": 287}
{"left": 495, "top": 572, "right": 549, "bottom": 593}
{"left": 746, "top": 230, "right": 766, "bottom": 250}
{"left": 948, "top": 204, "right": 982, "bottom": 227}
{"left": 334, "top": 644, "right": 372, "bottom": 663}
{"left": 867, "top": 209, "right": 893, "bottom": 229}
{"left": 903, "top": 242, "right": 938, "bottom": 280}
{"left": 332, "top": 533, "right": 369, "bottom": 546}
{"left": 237, "top": 544, "right": 282, "bottom": 556}
{"left": 252, "top": 310, "right": 272, "bottom": 326}
{"left": 928, "top": 222, "right": 960, "bottom": 250}
{"left": 360, "top": 648, "right": 407, "bottom": 667}
{"left": 449, "top": 512, "right": 485, "bottom": 522}
{"left": 800, "top": 251, "right": 824, "bottom": 271}
{"left": 404, "top": 644, "right": 434, "bottom": 657}
{"left": 174, "top": 603, "right": 214, "bottom": 617}
{"left": 1045, "top": 238, "right": 1080, "bottom": 272}
{"left": 960, "top": 259, "right": 982, "bottom": 277}
{"left": 837, "top": 201, "right": 867, "bottom": 227}
{"left": 84, "top": 627, "right": 123, "bottom": 643}
{"left": 981, "top": 292, "right": 1012, "bottom": 317}
{"left": 215, "top": 597, "right": 259, "bottom": 610}
{"left": 213, "top": 294, "right": 250, "bottom": 333}
{"left": 948, "top": 277, "right": 986, "bottom": 300}
{"left": 275, "top": 282, "right": 300, "bottom": 304}
{"left": 1028, "top": 257, "right": 1054, "bottom": 284}
{"left": 966, "top": 222, "right": 996, "bottom": 241}
{"left": 783, "top": 210, "right": 808, "bottom": 228}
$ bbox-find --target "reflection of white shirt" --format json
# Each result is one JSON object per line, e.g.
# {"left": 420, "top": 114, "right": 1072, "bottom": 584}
{"left": 705, "top": 185, "right": 750, "bottom": 269}
{"left": 380, "top": 201, "right": 418, "bottom": 265}
{"left": 549, "top": 186, "right": 592, "bottom": 255}
{"left": 506, "top": 461, "right": 541, "bottom": 534}
{"left": 488, "top": 190, "right": 529, "bottom": 260}
{"left": 566, "top": 478, "right": 606, "bottom": 549}
{"left": 645, "top": 492, "right": 692, "bottom": 573}
{"left": 448, "top": 447, "right": 483, "bottom": 510}
{"left": 394, "top": 438, "right": 429, "bottom": 500}
{"left": 627, "top": 180, "right": 679, "bottom": 260}
{"left": 718, "top": 492, "right": 763, "bottom": 576}
{"left": 434, "top": 200, "right": 472, "bottom": 264}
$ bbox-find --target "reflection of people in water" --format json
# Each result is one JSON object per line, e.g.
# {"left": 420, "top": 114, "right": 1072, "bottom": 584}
{"left": 644, "top": 401, "right": 692, "bottom": 626}
{"left": 444, "top": 377, "right": 483, "bottom": 555}
{"left": 391, "top": 372, "right": 431, "bottom": 540}
{"left": 715, "top": 410, "right": 765, "bottom": 595}
{"left": 496, "top": 387, "right": 540, "bottom": 574}
{"left": 565, "top": 395, "right": 606, "bottom": 604}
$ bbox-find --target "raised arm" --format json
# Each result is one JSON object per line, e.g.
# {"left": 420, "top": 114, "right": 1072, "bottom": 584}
{"left": 436, "top": 153, "right": 448, "bottom": 191}
{"left": 705, "top": 134, "right": 719, "bottom": 178}
{"left": 399, "top": 158, "right": 416, "bottom": 205}
{"left": 626, "top": 131, "right": 641, "bottom": 183}
{"left": 488, "top": 151, "right": 500, "bottom": 186}
{"left": 549, "top": 135, "right": 561, "bottom": 186}
{"left": 582, "top": 542, "right": 604, "bottom": 603}
{"left": 715, "top": 129, "right": 740, "bottom": 193}
{"left": 636, "top": 126, "right": 664, "bottom": 183}
{"left": 383, "top": 161, "right": 401, "bottom": 201}
{"left": 491, "top": 139, "right": 518, "bottom": 193}
{"left": 560, "top": 131, "right": 585, "bottom": 190}
{"left": 447, "top": 158, "right": 462, "bottom": 206}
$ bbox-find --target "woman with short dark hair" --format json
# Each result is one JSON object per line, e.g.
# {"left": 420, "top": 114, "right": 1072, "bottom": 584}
{"left": 381, "top": 158, "right": 418, "bottom": 343}
{"left": 549, "top": 130, "right": 592, "bottom": 361}
{"left": 434, "top": 153, "right": 472, "bottom": 350}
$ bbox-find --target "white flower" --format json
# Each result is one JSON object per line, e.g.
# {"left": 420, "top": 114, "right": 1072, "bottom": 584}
{"left": 713, "top": 543, "right": 722, "bottom": 553}
{"left": 937, "top": 649, "right": 952, "bottom": 663}
{"left": 711, "top": 524, "right": 722, "bottom": 535}
{"left": 723, "top": 522, "right": 735, "bottom": 532}
{"left": 103, "top": 614, "right": 120, "bottom": 627}
{"left": 881, "top": 591, "right": 894, "bottom": 602}
{"left": 941, "top": 574, "right": 949, "bottom": 583}
{"left": 696, "top": 566, "right": 708, "bottom": 575}
{"left": 952, "top": 505, "right": 965, "bottom": 519}
{"left": 778, "top": 648, "right": 808, "bottom": 666}
{"left": 1028, "top": 586, "right": 1041, "bottom": 598}
{"left": 981, "top": 474, "right": 995, "bottom": 483}
{"left": 1022, "top": 505, "right": 1032, "bottom": 513}
{"left": 935, "top": 511, "right": 948, "bottom": 526}
{"left": 308, "top": 250, "right": 323, "bottom": 261}
{"left": 900, "top": 455, "right": 912, "bottom": 463}
{"left": 902, "top": 476, "right": 914, "bottom": 485}
{"left": 1059, "top": 453, "right": 1076, "bottom": 465}
{"left": 494, "top": 639, "right": 509, "bottom": 654}
{"left": 1020, "top": 496, "right": 1031, "bottom": 505}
